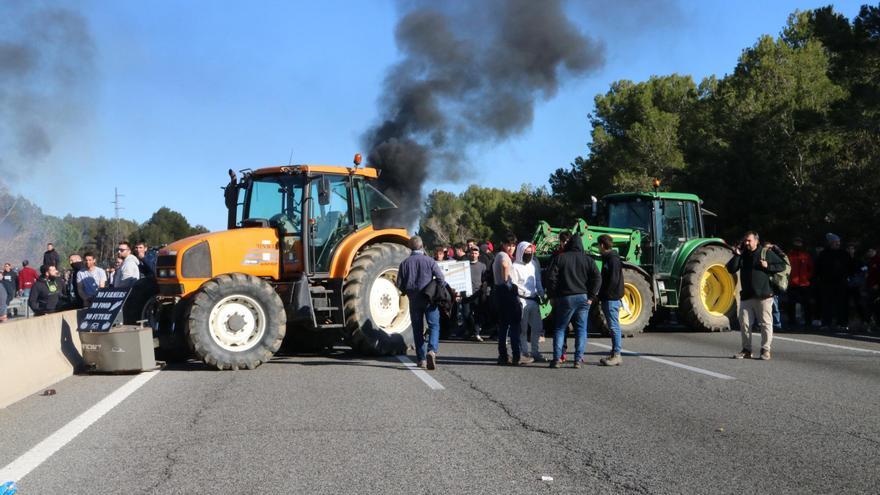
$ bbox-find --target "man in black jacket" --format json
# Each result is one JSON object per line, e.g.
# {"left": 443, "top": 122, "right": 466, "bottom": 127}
{"left": 43, "top": 243, "right": 60, "bottom": 271}
{"left": 726, "top": 231, "right": 786, "bottom": 360}
{"left": 28, "top": 265, "right": 63, "bottom": 316}
{"left": 545, "top": 234, "right": 601, "bottom": 368}
{"left": 597, "top": 235, "right": 624, "bottom": 366}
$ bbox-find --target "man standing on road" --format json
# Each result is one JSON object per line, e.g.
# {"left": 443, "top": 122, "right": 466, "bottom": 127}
{"left": 135, "top": 240, "right": 155, "bottom": 278}
{"left": 114, "top": 242, "right": 141, "bottom": 289}
{"left": 43, "top": 243, "right": 60, "bottom": 272}
{"left": 598, "top": 234, "right": 624, "bottom": 367}
{"left": 546, "top": 234, "right": 601, "bottom": 369}
{"left": 459, "top": 246, "right": 487, "bottom": 341}
{"left": 727, "top": 231, "right": 786, "bottom": 360}
{"left": 77, "top": 253, "right": 108, "bottom": 306}
{"left": 397, "top": 235, "right": 446, "bottom": 370}
{"left": 64, "top": 254, "right": 85, "bottom": 309}
{"left": 512, "top": 241, "right": 545, "bottom": 362}
{"left": 1, "top": 263, "right": 17, "bottom": 306}
{"left": 786, "top": 237, "right": 814, "bottom": 328}
{"left": 28, "top": 265, "right": 62, "bottom": 316}
{"left": 18, "top": 260, "right": 38, "bottom": 298}
{"left": 493, "top": 234, "right": 532, "bottom": 365}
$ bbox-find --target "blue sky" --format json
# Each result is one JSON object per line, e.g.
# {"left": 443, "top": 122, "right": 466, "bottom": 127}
{"left": 8, "top": 0, "right": 866, "bottom": 231}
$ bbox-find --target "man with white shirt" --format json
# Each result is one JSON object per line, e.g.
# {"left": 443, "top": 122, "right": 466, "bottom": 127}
{"left": 76, "top": 253, "right": 107, "bottom": 306}
{"left": 511, "top": 241, "right": 545, "bottom": 361}
{"left": 114, "top": 241, "right": 141, "bottom": 289}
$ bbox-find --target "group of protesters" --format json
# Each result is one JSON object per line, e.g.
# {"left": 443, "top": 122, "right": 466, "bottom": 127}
{"left": 398, "top": 228, "right": 880, "bottom": 370}
{"left": 397, "top": 231, "right": 626, "bottom": 370}
{"left": 0, "top": 240, "right": 156, "bottom": 321}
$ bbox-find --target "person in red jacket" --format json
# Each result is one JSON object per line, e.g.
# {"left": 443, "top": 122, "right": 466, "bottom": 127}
{"left": 786, "top": 237, "right": 814, "bottom": 328}
{"left": 18, "top": 260, "right": 39, "bottom": 298}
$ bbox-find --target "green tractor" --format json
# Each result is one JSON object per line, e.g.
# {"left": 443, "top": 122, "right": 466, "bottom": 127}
{"left": 533, "top": 191, "right": 738, "bottom": 336}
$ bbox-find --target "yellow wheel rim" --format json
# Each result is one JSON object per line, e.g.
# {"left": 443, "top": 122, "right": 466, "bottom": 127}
{"left": 700, "top": 264, "right": 735, "bottom": 315}
{"left": 619, "top": 283, "right": 642, "bottom": 325}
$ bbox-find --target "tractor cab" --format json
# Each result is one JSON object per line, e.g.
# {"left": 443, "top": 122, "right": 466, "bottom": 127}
{"left": 223, "top": 157, "right": 398, "bottom": 278}
{"left": 603, "top": 192, "right": 704, "bottom": 277}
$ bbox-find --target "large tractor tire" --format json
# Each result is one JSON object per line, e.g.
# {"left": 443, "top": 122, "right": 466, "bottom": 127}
{"left": 187, "top": 273, "right": 286, "bottom": 370}
{"left": 591, "top": 267, "right": 653, "bottom": 337}
{"left": 679, "top": 245, "right": 738, "bottom": 332}
{"left": 343, "top": 242, "right": 412, "bottom": 355}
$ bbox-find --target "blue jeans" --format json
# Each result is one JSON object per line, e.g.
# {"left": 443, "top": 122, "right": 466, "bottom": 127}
{"left": 553, "top": 294, "right": 591, "bottom": 362}
{"left": 493, "top": 284, "right": 522, "bottom": 359}
{"left": 409, "top": 296, "right": 440, "bottom": 363}
{"left": 772, "top": 294, "right": 781, "bottom": 329}
{"left": 602, "top": 299, "right": 622, "bottom": 354}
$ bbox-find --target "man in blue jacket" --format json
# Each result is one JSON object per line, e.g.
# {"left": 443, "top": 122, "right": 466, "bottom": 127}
{"left": 397, "top": 236, "right": 446, "bottom": 370}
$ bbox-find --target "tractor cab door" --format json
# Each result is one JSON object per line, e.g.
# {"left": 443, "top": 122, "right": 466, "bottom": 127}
{"left": 307, "top": 175, "right": 354, "bottom": 274}
{"left": 654, "top": 199, "right": 702, "bottom": 275}
{"left": 244, "top": 175, "right": 305, "bottom": 276}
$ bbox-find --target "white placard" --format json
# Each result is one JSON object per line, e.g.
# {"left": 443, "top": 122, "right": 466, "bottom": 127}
{"left": 437, "top": 260, "right": 473, "bottom": 297}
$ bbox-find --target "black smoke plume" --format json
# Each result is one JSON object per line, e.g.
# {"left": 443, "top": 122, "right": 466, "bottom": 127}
{"left": 363, "top": 0, "right": 605, "bottom": 228}
{"left": 0, "top": 4, "right": 95, "bottom": 180}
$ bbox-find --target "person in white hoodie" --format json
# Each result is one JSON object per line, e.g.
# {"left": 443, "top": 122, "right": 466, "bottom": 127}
{"left": 511, "top": 241, "right": 546, "bottom": 361}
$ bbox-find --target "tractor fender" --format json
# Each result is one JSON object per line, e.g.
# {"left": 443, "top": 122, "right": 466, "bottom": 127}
{"left": 669, "top": 238, "right": 731, "bottom": 280}
{"left": 328, "top": 226, "right": 410, "bottom": 278}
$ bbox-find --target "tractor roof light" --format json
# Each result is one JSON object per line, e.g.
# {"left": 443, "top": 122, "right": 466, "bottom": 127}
{"left": 353, "top": 153, "right": 362, "bottom": 167}
{"left": 652, "top": 178, "right": 661, "bottom": 189}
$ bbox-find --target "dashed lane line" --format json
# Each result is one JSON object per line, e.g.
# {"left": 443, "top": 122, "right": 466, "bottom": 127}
{"left": 396, "top": 356, "right": 445, "bottom": 390}
{"left": 0, "top": 370, "right": 160, "bottom": 483}
{"left": 774, "top": 336, "right": 880, "bottom": 354}
{"left": 589, "top": 343, "right": 736, "bottom": 380}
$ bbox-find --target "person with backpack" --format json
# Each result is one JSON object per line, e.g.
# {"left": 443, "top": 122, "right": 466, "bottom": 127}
{"left": 396, "top": 235, "right": 446, "bottom": 370}
{"left": 763, "top": 241, "right": 791, "bottom": 330}
{"left": 727, "top": 231, "right": 786, "bottom": 360}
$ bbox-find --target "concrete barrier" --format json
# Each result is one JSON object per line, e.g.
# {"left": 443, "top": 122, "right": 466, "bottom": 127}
{"left": 0, "top": 310, "right": 84, "bottom": 409}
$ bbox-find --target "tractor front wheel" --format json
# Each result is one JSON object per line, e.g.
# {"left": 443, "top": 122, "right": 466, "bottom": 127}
{"left": 679, "top": 245, "right": 738, "bottom": 332}
{"left": 591, "top": 267, "right": 653, "bottom": 337}
{"left": 187, "top": 273, "right": 286, "bottom": 370}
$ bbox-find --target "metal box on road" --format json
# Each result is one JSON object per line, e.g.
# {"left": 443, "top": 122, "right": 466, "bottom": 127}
{"left": 80, "top": 326, "right": 156, "bottom": 373}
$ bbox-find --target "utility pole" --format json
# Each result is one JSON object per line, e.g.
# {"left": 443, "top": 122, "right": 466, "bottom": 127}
{"left": 112, "top": 187, "right": 124, "bottom": 246}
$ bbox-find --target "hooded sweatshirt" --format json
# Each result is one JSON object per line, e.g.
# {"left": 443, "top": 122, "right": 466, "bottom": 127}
{"left": 546, "top": 235, "right": 601, "bottom": 298}
{"left": 511, "top": 241, "right": 543, "bottom": 303}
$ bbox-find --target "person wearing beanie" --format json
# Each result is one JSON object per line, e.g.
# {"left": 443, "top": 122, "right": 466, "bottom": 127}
{"left": 28, "top": 264, "right": 62, "bottom": 316}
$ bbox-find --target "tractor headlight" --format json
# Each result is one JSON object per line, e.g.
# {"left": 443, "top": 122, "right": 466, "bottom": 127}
{"left": 158, "top": 268, "right": 177, "bottom": 278}
{"left": 181, "top": 241, "right": 212, "bottom": 278}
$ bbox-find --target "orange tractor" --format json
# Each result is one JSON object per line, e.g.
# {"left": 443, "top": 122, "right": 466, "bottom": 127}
{"left": 147, "top": 155, "right": 413, "bottom": 369}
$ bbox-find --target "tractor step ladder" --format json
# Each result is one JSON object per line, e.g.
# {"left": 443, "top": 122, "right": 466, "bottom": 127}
{"left": 309, "top": 282, "right": 345, "bottom": 330}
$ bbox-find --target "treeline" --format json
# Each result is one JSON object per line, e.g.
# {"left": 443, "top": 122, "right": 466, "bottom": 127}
{"left": 421, "top": 5, "right": 880, "bottom": 249}
{"left": 0, "top": 183, "right": 207, "bottom": 267}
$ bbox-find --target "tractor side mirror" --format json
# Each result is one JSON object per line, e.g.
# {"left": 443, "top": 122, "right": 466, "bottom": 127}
{"left": 317, "top": 176, "right": 330, "bottom": 206}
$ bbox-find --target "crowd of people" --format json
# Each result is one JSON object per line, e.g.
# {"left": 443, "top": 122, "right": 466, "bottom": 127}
{"left": 0, "top": 240, "right": 157, "bottom": 321}
{"left": 397, "top": 232, "right": 627, "bottom": 370}
{"left": 398, "top": 230, "right": 880, "bottom": 370}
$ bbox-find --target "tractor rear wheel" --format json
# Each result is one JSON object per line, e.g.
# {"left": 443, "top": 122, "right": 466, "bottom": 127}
{"left": 343, "top": 242, "right": 412, "bottom": 355}
{"left": 591, "top": 267, "right": 653, "bottom": 337}
{"left": 187, "top": 273, "right": 286, "bottom": 370}
{"left": 679, "top": 245, "right": 738, "bottom": 332}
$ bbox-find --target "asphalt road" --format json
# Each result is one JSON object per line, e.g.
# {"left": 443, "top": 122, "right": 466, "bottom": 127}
{"left": 2, "top": 328, "right": 879, "bottom": 494}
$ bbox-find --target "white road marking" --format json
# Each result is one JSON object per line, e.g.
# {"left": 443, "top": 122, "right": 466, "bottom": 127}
{"left": 0, "top": 370, "right": 160, "bottom": 482}
{"left": 396, "top": 356, "right": 445, "bottom": 390}
{"left": 589, "top": 343, "right": 735, "bottom": 380}
{"left": 774, "top": 336, "right": 880, "bottom": 354}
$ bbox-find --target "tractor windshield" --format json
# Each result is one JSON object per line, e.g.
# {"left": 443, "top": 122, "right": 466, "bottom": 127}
{"left": 245, "top": 175, "right": 305, "bottom": 233}
{"left": 607, "top": 199, "right": 652, "bottom": 233}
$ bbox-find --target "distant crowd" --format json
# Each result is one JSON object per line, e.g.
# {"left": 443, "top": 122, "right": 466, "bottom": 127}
{"left": 0, "top": 241, "right": 157, "bottom": 321}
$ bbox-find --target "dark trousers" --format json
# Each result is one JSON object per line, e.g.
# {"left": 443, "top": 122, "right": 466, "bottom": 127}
{"left": 785, "top": 286, "right": 812, "bottom": 326}
{"left": 493, "top": 284, "right": 521, "bottom": 359}
{"left": 821, "top": 284, "right": 848, "bottom": 326}
{"left": 459, "top": 294, "right": 481, "bottom": 337}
